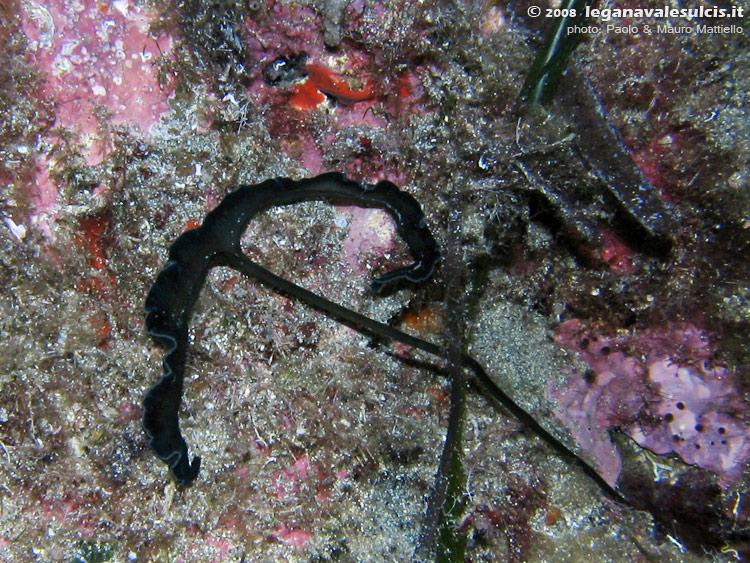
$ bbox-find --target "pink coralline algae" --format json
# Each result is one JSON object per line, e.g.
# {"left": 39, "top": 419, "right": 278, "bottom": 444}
{"left": 273, "top": 524, "right": 313, "bottom": 549}
{"left": 26, "top": 155, "right": 59, "bottom": 238}
{"left": 273, "top": 455, "right": 315, "bottom": 498}
{"left": 341, "top": 208, "right": 397, "bottom": 275}
{"left": 21, "top": 0, "right": 173, "bottom": 160}
{"left": 549, "top": 319, "right": 750, "bottom": 487}
{"left": 598, "top": 229, "right": 635, "bottom": 275}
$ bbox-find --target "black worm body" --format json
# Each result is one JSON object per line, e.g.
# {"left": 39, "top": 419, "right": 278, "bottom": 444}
{"left": 143, "top": 172, "right": 440, "bottom": 485}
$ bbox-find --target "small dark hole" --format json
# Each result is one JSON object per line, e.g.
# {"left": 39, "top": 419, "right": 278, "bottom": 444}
{"left": 676, "top": 402, "right": 685, "bottom": 410}
{"left": 600, "top": 346, "right": 611, "bottom": 356}
{"left": 695, "top": 424, "right": 704, "bottom": 432}
{"left": 718, "top": 427, "right": 726, "bottom": 434}
{"left": 665, "top": 413, "right": 674, "bottom": 422}
{"left": 583, "top": 369, "right": 597, "bottom": 385}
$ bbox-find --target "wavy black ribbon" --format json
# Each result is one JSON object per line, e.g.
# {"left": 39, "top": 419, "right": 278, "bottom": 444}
{"left": 143, "top": 172, "right": 440, "bottom": 485}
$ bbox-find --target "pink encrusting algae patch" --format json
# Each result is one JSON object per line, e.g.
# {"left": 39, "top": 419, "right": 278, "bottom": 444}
{"left": 26, "top": 155, "right": 60, "bottom": 239}
{"left": 598, "top": 229, "right": 636, "bottom": 275}
{"left": 21, "top": 0, "right": 173, "bottom": 147}
{"left": 18, "top": 0, "right": 173, "bottom": 238}
{"left": 273, "top": 455, "right": 315, "bottom": 498}
{"left": 273, "top": 524, "right": 313, "bottom": 549}
{"left": 549, "top": 319, "right": 750, "bottom": 487}
{"left": 341, "top": 207, "right": 396, "bottom": 274}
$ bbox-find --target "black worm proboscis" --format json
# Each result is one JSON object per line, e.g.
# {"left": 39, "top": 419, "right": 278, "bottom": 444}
{"left": 143, "top": 171, "right": 625, "bottom": 510}
{"left": 143, "top": 172, "right": 439, "bottom": 485}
